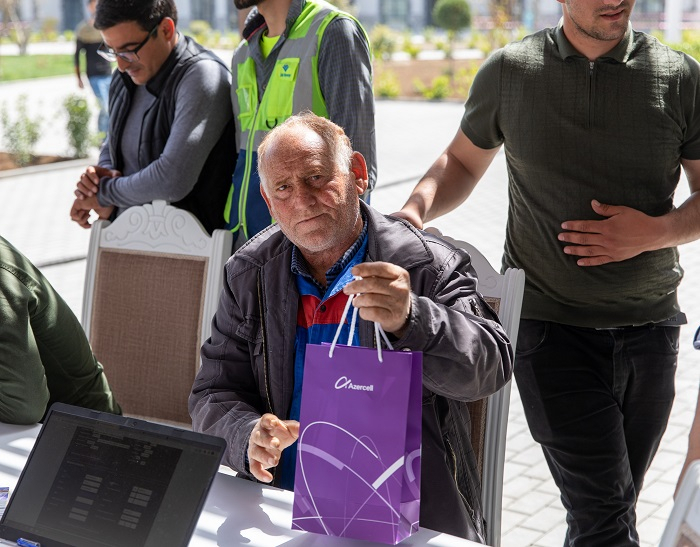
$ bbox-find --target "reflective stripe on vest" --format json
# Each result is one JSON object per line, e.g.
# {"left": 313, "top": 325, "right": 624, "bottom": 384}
{"left": 224, "top": 0, "right": 362, "bottom": 238}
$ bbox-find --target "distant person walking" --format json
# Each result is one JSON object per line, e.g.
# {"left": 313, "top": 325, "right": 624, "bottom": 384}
{"left": 74, "top": 0, "right": 113, "bottom": 134}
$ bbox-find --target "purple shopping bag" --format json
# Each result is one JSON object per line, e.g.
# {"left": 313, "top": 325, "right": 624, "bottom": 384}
{"left": 292, "top": 332, "right": 423, "bottom": 544}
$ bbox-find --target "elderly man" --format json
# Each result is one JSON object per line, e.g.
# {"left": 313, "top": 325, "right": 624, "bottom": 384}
{"left": 189, "top": 112, "right": 513, "bottom": 542}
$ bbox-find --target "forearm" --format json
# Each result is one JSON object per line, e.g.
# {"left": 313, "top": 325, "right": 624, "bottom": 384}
{"left": 658, "top": 190, "right": 700, "bottom": 249}
{"left": 74, "top": 43, "right": 82, "bottom": 73}
{"left": 190, "top": 281, "right": 265, "bottom": 472}
{"left": 191, "top": 339, "right": 263, "bottom": 473}
{"left": 400, "top": 131, "right": 499, "bottom": 226}
{"left": 665, "top": 158, "right": 700, "bottom": 246}
{"left": 97, "top": 155, "right": 203, "bottom": 208}
{"left": 96, "top": 123, "right": 226, "bottom": 207}
{"left": 190, "top": 392, "right": 260, "bottom": 473}
{"left": 402, "top": 151, "right": 478, "bottom": 225}
{"left": 396, "top": 293, "right": 512, "bottom": 401}
{"left": 98, "top": 61, "right": 232, "bottom": 208}
{"left": 0, "top": 351, "right": 49, "bottom": 425}
{"left": 391, "top": 253, "right": 513, "bottom": 401}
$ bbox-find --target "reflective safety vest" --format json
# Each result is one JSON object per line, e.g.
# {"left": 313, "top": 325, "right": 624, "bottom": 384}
{"left": 224, "top": 0, "right": 360, "bottom": 239}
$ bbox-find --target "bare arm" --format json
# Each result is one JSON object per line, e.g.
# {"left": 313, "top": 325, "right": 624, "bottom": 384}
{"left": 395, "top": 130, "right": 500, "bottom": 229}
{"left": 74, "top": 38, "right": 84, "bottom": 88}
{"left": 666, "top": 158, "right": 700, "bottom": 245}
{"left": 559, "top": 158, "right": 700, "bottom": 266}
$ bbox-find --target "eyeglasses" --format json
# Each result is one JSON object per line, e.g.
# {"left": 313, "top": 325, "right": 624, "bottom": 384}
{"left": 97, "top": 21, "right": 160, "bottom": 63}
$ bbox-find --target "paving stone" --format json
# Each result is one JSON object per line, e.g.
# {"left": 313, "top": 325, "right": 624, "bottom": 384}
{"left": 502, "top": 526, "right": 546, "bottom": 547}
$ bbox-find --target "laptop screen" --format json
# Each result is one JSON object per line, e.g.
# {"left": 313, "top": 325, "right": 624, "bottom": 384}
{"left": 0, "top": 404, "right": 225, "bottom": 547}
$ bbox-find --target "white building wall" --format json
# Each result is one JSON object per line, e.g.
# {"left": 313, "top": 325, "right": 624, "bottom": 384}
{"left": 354, "top": 0, "right": 381, "bottom": 27}
{"left": 176, "top": 0, "right": 193, "bottom": 28}
{"left": 213, "top": 0, "right": 229, "bottom": 31}
{"left": 17, "top": 0, "right": 62, "bottom": 27}
{"left": 36, "top": 0, "right": 63, "bottom": 21}
{"left": 409, "top": 0, "right": 425, "bottom": 29}
{"left": 173, "top": 0, "right": 230, "bottom": 33}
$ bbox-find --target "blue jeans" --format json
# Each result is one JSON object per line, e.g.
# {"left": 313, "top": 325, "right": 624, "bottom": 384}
{"left": 514, "top": 319, "right": 678, "bottom": 546}
{"left": 88, "top": 75, "right": 111, "bottom": 134}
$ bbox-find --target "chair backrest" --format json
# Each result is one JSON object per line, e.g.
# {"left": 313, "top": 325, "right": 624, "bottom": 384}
{"left": 426, "top": 227, "right": 525, "bottom": 547}
{"left": 82, "top": 201, "right": 232, "bottom": 426}
{"left": 660, "top": 460, "right": 700, "bottom": 547}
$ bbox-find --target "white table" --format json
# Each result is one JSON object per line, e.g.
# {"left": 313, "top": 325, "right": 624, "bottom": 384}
{"left": 0, "top": 423, "right": 481, "bottom": 547}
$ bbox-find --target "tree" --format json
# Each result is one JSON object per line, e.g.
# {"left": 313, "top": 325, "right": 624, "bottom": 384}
{"left": 0, "top": 0, "right": 31, "bottom": 55}
{"left": 433, "top": 0, "right": 471, "bottom": 82}
{"left": 432, "top": 0, "right": 471, "bottom": 60}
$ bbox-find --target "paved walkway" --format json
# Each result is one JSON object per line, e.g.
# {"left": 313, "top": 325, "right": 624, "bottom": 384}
{"left": 0, "top": 76, "right": 699, "bottom": 546}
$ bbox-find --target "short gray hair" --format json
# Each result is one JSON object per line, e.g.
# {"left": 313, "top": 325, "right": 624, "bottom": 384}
{"left": 257, "top": 112, "right": 353, "bottom": 185}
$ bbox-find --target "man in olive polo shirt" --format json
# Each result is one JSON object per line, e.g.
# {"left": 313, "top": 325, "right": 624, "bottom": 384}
{"left": 394, "top": 0, "right": 700, "bottom": 543}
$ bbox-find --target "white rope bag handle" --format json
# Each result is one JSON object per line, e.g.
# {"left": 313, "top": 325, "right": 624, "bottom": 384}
{"left": 328, "top": 277, "right": 393, "bottom": 362}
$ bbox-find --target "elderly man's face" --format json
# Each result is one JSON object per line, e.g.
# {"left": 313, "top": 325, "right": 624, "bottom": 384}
{"left": 260, "top": 126, "right": 367, "bottom": 262}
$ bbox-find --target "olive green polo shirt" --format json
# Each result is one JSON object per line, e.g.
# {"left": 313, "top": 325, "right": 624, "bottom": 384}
{"left": 462, "top": 23, "right": 700, "bottom": 327}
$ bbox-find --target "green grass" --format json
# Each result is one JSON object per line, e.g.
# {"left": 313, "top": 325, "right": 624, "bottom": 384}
{"left": 0, "top": 54, "right": 74, "bottom": 82}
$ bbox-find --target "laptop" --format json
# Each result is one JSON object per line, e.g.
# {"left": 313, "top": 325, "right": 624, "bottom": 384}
{"left": 0, "top": 403, "right": 226, "bottom": 547}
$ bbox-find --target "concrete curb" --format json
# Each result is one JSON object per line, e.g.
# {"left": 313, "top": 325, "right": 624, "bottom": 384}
{"left": 0, "top": 156, "right": 94, "bottom": 179}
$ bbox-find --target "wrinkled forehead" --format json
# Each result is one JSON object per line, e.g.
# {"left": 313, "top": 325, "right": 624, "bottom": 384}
{"left": 273, "top": 126, "right": 326, "bottom": 155}
{"left": 265, "top": 126, "right": 331, "bottom": 167}
{"left": 258, "top": 127, "right": 333, "bottom": 180}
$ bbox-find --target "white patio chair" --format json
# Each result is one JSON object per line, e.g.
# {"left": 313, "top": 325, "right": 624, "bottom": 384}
{"left": 660, "top": 460, "right": 700, "bottom": 547}
{"left": 426, "top": 227, "right": 525, "bottom": 547}
{"left": 82, "top": 200, "right": 232, "bottom": 426}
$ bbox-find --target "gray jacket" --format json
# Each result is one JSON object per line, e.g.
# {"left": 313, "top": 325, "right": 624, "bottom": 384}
{"left": 189, "top": 203, "right": 513, "bottom": 541}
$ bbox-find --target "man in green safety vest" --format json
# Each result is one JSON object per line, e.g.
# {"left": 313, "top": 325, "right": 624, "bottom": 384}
{"left": 226, "top": 0, "right": 376, "bottom": 246}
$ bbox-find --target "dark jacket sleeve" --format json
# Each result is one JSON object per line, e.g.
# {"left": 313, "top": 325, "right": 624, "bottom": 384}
{"left": 189, "top": 263, "right": 263, "bottom": 476}
{"left": 393, "top": 243, "right": 514, "bottom": 402}
{"left": 0, "top": 238, "right": 120, "bottom": 424}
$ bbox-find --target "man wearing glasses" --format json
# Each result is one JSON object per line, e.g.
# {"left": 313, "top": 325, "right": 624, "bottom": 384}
{"left": 70, "top": 0, "right": 236, "bottom": 235}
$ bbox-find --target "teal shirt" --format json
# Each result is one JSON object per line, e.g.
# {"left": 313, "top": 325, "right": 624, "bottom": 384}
{"left": 462, "top": 24, "right": 700, "bottom": 327}
{"left": 0, "top": 236, "right": 120, "bottom": 424}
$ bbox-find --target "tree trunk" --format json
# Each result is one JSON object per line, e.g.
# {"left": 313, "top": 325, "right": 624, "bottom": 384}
{"left": 0, "top": 0, "right": 31, "bottom": 56}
